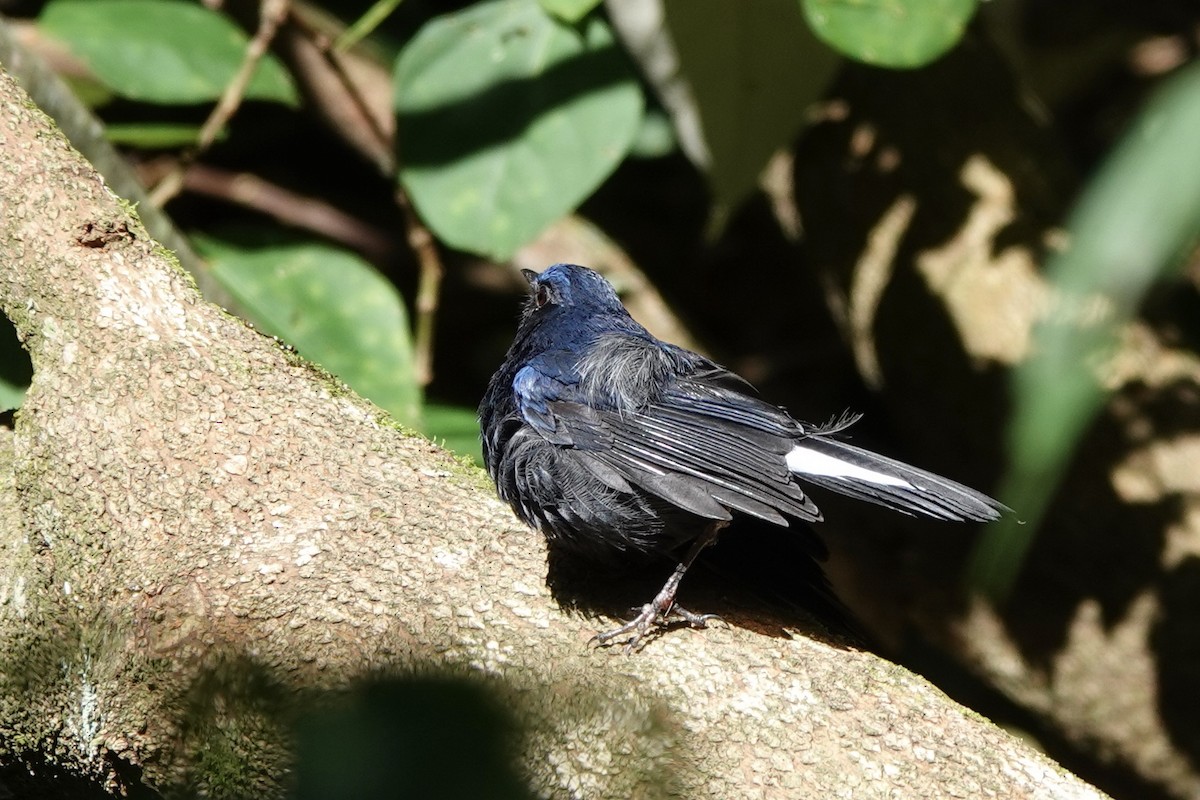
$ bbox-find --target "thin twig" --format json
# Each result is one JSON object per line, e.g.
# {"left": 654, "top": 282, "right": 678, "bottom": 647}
{"left": 396, "top": 187, "right": 442, "bottom": 387}
{"left": 287, "top": 9, "right": 441, "bottom": 386}
{"left": 149, "top": 0, "right": 291, "bottom": 207}
{"left": 335, "top": 0, "right": 405, "bottom": 53}
{"left": 284, "top": 6, "right": 394, "bottom": 173}
{"left": 161, "top": 161, "right": 394, "bottom": 262}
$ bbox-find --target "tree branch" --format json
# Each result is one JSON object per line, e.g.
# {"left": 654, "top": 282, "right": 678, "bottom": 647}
{"left": 0, "top": 67, "right": 1106, "bottom": 799}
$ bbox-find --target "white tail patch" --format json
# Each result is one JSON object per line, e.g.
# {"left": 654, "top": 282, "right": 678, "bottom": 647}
{"left": 786, "top": 445, "right": 914, "bottom": 488}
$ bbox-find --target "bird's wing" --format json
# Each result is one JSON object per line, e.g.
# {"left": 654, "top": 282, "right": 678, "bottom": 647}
{"left": 556, "top": 394, "right": 822, "bottom": 526}
{"left": 513, "top": 341, "right": 823, "bottom": 525}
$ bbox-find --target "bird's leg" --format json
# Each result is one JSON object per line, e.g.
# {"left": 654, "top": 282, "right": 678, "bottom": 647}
{"left": 593, "top": 520, "right": 727, "bottom": 651}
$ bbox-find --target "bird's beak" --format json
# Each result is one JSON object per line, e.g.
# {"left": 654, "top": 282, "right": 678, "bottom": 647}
{"left": 520, "top": 268, "right": 539, "bottom": 288}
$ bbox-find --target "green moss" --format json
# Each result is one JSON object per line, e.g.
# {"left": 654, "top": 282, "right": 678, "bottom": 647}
{"left": 179, "top": 714, "right": 290, "bottom": 800}
{"left": 164, "top": 653, "right": 294, "bottom": 800}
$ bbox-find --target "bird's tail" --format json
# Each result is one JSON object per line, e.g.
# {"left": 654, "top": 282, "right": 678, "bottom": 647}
{"left": 786, "top": 435, "right": 1009, "bottom": 522}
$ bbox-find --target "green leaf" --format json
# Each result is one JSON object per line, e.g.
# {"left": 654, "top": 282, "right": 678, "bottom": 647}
{"left": 628, "top": 108, "right": 677, "bottom": 159}
{"left": 422, "top": 403, "right": 483, "bottom": 464}
{"left": 537, "top": 0, "right": 603, "bottom": 24}
{"left": 969, "top": 60, "right": 1200, "bottom": 599}
{"left": 395, "top": 0, "right": 643, "bottom": 260}
{"left": 57, "top": 75, "right": 116, "bottom": 109}
{"left": 0, "top": 316, "right": 32, "bottom": 412}
{"left": 195, "top": 229, "right": 420, "bottom": 425}
{"left": 40, "top": 0, "right": 298, "bottom": 105}
{"left": 105, "top": 122, "right": 222, "bottom": 149}
{"left": 801, "top": 0, "right": 976, "bottom": 68}
{"left": 665, "top": 0, "right": 839, "bottom": 211}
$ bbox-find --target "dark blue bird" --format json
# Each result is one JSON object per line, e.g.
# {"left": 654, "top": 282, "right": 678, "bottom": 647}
{"left": 480, "top": 264, "right": 1008, "bottom": 649}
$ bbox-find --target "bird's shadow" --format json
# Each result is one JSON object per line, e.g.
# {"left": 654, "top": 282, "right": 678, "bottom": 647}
{"left": 544, "top": 519, "right": 869, "bottom": 653}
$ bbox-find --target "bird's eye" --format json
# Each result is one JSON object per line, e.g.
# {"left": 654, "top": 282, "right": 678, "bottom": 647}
{"left": 535, "top": 285, "right": 552, "bottom": 309}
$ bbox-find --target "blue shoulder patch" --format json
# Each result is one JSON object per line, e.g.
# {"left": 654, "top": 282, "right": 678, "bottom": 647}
{"left": 513, "top": 363, "right": 571, "bottom": 436}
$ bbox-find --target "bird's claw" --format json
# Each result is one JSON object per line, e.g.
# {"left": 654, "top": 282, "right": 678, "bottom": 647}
{"left": 591, "top": 603, "right": 722, "bottom": 653}
{"left": 590, "top": 603, "right": 657, "bottom": 652}
{"left": 666, "top": 607, "right": 723, "bottom": 629}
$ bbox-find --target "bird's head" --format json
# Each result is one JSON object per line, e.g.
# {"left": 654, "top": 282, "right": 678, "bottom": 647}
{"left": 519, "top": 264, "right": 627, "bottom": 325}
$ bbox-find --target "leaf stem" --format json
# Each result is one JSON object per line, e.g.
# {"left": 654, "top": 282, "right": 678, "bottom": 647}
{"left": 149, "top": 0, "right": 292, "bottom": 207}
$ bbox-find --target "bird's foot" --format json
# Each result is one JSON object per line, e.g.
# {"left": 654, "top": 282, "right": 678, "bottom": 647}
{"left": 592, "top": 602, "right": 722, "bottom": 653}
{"left": 592, "top": 525, "right": 727, "bottom": 652}
{"left": 591, "top": 603, "right": 659, "bottom": 652}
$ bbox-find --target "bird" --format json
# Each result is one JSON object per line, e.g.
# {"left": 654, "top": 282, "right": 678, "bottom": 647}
{"left": 479, "top": 263, "right": 1009, "bottom": 650}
